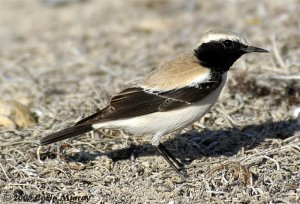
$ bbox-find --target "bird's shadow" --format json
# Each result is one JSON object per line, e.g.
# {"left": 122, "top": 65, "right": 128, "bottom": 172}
{"left": 66, "top": 118, "right": 300, "bottom": 164}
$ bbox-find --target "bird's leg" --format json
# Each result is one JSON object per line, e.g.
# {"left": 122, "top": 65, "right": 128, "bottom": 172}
{"left": 152, "top": 133, "right": 187, "bottom": 178}
{"left": 158, "top": 143, "right": 184, "bottom": 168}
{"left": 157, "top": 143, "right": 187, "bottom": 178}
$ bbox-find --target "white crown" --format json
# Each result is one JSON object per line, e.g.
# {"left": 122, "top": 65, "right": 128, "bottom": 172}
{"left": 195, "top": 30, "right": 249, "bottom": 48}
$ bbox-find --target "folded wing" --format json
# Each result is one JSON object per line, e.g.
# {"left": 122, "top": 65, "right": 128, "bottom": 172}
{"left": 76, "top": 76, "right": 222, "bottom": 125}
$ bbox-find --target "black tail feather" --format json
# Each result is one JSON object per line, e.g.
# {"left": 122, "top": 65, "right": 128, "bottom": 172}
{"left": 40, "top": 125, "right": 93, "bottom": 145}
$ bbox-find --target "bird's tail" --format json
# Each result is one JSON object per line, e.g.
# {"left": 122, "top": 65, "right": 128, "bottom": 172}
{"left": 40, "top": 125, "right": 93, "bottom": 145}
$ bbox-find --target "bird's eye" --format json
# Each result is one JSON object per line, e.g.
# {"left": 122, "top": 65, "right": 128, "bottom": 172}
{"left": 223, "top": 40, "right": 233, "bottom": 47}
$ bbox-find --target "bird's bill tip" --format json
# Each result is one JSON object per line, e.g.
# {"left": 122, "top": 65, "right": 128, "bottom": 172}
{"left": 242, "top": 45, "right": 269, "bottom": 53}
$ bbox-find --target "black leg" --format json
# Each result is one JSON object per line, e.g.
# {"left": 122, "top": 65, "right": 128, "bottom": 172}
{"left": 157, "top": 143, "right": 187, "bottom": 178}
{"left": 158, "top": 143, "right": 184, "bottom": 168}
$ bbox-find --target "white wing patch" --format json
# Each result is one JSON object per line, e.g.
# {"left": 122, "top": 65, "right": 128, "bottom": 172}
{"left": 188, "top": 70, "right": 211, "bottom": 87}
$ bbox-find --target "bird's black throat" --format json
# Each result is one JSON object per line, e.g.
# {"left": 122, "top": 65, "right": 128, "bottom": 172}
{"left": 194, "top": 40, "right": 246, "bottom": 73}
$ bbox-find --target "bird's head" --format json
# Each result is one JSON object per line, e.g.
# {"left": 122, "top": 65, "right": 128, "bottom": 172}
{"left": 194, "top": 30, "right": 268, "bottom": 73}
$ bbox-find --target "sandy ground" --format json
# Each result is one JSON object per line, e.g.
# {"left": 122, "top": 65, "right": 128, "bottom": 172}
{"left": 0, "top": 0, "right": 300, "bottom": 203}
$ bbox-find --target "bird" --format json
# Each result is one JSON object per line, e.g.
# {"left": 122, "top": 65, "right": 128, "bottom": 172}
{"left": 41, "top": 30, "right": 268, "bottom": 178}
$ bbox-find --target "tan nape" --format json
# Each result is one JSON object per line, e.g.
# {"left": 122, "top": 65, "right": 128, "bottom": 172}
{"left": 139, "top": 53, "right": 210, "bottom": 91}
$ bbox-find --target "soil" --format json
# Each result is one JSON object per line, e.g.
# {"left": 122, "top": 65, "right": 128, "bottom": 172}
{"left": 0, "top": 0, "right": 299, "bottom": 203}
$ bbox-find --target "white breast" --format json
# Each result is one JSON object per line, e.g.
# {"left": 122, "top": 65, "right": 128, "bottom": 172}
{"left": 93, "top": 73, "right": 227, "bottom": 136}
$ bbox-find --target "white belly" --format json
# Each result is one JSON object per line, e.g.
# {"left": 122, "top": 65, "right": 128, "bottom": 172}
{"left": 93, "top": 73, "right": 227, "bottom": 136}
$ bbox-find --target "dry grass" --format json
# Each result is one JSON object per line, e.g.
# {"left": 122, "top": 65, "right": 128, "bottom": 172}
{"left": 0, "top": 0, "right": 300, "bottom": 203}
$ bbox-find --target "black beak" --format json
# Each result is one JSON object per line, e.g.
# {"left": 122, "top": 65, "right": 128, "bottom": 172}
{"left": 242, "top": 45, "right": 269, "bottom": 53}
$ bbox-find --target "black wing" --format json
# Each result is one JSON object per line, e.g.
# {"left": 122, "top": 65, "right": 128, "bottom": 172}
{"left": 41, "top": 74, "right": 222, "bottom": 145}
{"left": 76, "top": 74, "right": 222, "bottom": 125}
